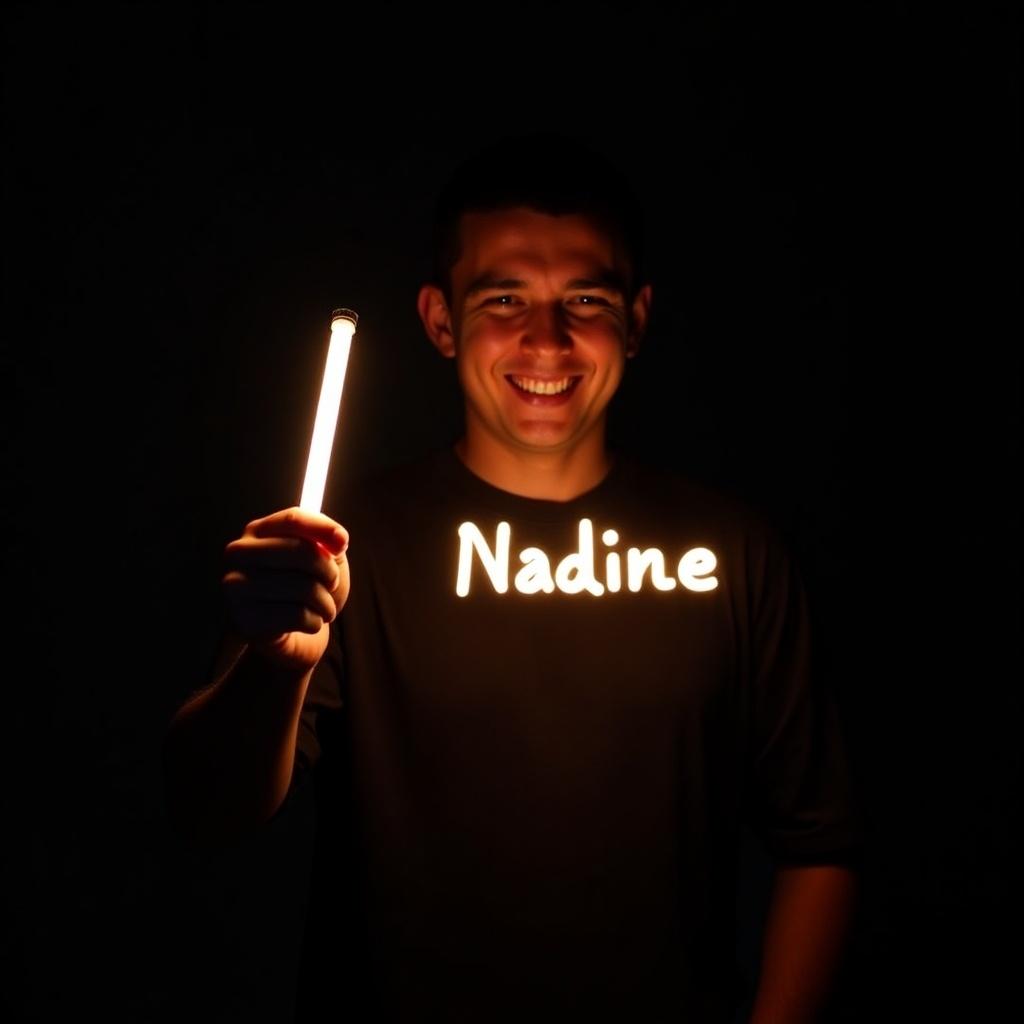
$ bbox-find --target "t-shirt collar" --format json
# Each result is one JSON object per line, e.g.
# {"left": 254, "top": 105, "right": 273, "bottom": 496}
{"left": 431, "top": 444, "right": 629, "bottom": 523}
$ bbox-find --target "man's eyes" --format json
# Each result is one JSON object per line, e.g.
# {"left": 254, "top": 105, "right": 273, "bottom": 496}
{"left": 485, "top": 295, "right": 610, "bottom": 307}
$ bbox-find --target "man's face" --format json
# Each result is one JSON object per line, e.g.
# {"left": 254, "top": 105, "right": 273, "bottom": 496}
{"left": 430, "top": 206, "right": 650, "bottom": 458}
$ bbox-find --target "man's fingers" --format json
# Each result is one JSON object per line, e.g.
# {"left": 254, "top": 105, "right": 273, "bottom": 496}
{"left": 223, "top": 570, "right": 339, "bottom": 623}
{"left": 246, "top": 507, "right": 349, "bottom": 554}
{"left": 224, "top": 535, "right": 341, "bottom": 590}
{"left": 220, "top": 509, "right": 351, "bottom": 648}
{"left": 233, "top": 602, "right": 326, "bottom": 639}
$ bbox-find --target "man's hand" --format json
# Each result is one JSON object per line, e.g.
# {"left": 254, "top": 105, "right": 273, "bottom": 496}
{"left": 221, "top": 506, "right": 350, "bottom": 673}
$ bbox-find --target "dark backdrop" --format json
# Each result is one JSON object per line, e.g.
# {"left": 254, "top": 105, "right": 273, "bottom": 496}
{"left": 4, "top": 4, "right": 1016, "bottom": 1021}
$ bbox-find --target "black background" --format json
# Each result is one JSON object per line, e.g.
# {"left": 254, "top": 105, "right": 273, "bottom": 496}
{"left": 3, "top": 4, "right": 1017, "bottom": 1021}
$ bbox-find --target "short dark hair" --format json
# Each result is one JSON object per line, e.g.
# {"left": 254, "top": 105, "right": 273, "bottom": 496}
{"left": 429, "top": 132, "right": 646, "bottom": 306}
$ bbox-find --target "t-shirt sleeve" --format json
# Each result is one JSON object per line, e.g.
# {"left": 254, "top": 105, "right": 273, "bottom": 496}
{"left": 741, "top": 525, "right": 864, "bottom": 867}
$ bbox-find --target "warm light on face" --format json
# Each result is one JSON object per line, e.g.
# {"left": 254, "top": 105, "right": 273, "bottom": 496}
{"left": 446, "top": 208, "right": 641, "bottom": 458}
{"left": 299, "top": 310, "right": 358, "bottom": 512}
{"left": 455, "top": 518, "right": 719, "bottom": 597}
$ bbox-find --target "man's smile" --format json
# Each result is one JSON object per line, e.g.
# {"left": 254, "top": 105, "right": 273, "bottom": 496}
{"left": 505, "top": 374, "right": 584, "bottom": 404}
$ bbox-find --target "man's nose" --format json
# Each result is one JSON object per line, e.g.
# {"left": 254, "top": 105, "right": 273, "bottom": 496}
{"left": 521, "top": 302, "right": 572, "bottom": 352}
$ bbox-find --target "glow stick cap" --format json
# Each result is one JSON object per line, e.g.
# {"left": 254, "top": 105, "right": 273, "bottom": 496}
{"left": 331, "top": 308, "right": 359, "bottom": 328}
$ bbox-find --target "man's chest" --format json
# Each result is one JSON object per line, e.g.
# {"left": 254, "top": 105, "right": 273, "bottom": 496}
{"left": 342, "top": 509, "right": 743, "bottom": 734}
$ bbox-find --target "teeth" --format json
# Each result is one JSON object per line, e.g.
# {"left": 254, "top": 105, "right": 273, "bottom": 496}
{"left": 511, "top": 375, "right": 573, "bottom": 395}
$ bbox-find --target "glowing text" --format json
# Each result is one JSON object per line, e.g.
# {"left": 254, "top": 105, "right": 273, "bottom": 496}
{"left": 455, "top": 518, "right": 718, "bottom": 597}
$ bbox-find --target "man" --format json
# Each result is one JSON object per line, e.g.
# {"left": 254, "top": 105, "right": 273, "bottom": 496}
{"left": 163, "top": 133, "right": 861, "bottom": 1022}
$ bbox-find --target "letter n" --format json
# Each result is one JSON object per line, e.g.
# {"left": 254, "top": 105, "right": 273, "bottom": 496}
{"left": 456, "top": 521, "right": 511, "bottom": 596}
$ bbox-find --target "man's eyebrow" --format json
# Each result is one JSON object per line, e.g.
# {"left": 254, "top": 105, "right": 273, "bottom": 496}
{"left": 463, "top": 269, "right": 628, "bottom": 299}
{"left": 464, "top": 275, "right": 529, "bottom": 299}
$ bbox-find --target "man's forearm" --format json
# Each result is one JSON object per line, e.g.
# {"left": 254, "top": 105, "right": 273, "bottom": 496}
{"left": 162, "top": 644, "right": 314, "bottom": 848}
{"left": 749, "top": 863, "right": 858, "bottom": 1024}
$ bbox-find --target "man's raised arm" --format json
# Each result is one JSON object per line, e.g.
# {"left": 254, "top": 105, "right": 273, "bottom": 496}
{"left": 162, "top": 508, "right": 349, "bottom": 849}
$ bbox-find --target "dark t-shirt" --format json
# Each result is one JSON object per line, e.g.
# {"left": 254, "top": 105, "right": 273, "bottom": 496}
{"left": 287, "top": 446, "right": 861, "bottom": 1022}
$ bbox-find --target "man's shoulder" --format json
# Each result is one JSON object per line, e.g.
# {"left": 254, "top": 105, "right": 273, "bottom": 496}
{"left": 612, "top": 452, "right": 801, "bottom": 574}
{"left": 614, "top": 451, "right": 763, "bottom": 527}
{"left": 330, "top": 448, "right": 451, "bottom": 526}
{"left": 353, "top": 448, "right": 448, "bottom": 497}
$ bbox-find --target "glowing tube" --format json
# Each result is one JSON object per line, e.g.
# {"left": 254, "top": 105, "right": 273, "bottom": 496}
{"left": 299, "top": 308, "right": 358, "bottom": 512}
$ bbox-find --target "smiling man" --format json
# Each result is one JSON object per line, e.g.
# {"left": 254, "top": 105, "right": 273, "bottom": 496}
{"left": 164, "top": 133, "right": 862, "bottom": 1023}
{"left": 417, "top": 204, "right": 650, "bottom": 502}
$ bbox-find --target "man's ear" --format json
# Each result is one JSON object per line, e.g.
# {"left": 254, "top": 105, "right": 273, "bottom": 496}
{"left": 417, "top": 284, "right": 456, "bottom": 358}
{"left": 626, "top": 283, "right": 652, "bottom": 359}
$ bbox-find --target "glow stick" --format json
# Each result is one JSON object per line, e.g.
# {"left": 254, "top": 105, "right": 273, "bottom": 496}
{"left": 299, "top": 308, "right": 358, "bottom": 512}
